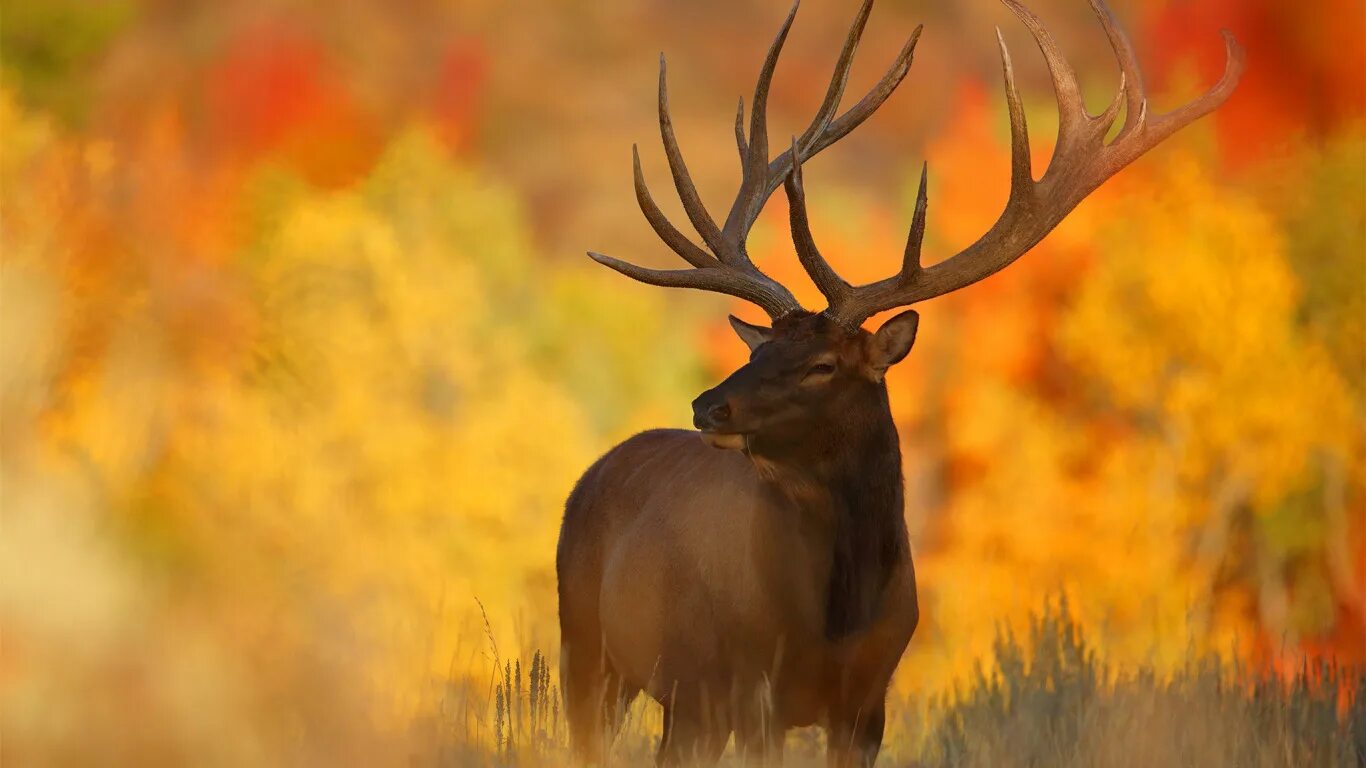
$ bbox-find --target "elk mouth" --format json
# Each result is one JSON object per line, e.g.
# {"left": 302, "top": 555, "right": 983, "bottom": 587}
{"left": 698, "top": 430, "right": 748, "bottom": 450}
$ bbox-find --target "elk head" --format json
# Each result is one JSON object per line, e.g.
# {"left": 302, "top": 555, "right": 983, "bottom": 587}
{"left": 589, "top": 0, "right": 1244, "bottom": 455}
{"left": 690, "top": 310, "right": 919, "bottom": 453}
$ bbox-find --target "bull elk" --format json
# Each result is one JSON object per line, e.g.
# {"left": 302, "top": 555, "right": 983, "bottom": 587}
{"left": 557, "top": 0, "right": 1242, "bottom": 764}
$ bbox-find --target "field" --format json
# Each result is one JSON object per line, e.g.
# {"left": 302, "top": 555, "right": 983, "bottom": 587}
{"left": 2, "top": 0, "right": 1363, "bottom": 765}
{"left": 411, "top": 602, "right": 1366, "bottom": 766}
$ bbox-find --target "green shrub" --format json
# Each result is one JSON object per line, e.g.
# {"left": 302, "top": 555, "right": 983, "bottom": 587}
{"left": 924, "top": 598, "right": 1365, "bottom": 768}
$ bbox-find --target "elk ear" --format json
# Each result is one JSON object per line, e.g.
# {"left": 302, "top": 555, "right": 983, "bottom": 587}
{"left": 728, "top": 315, "right": 773, "bottom": 352}
{"left": 866, "top": 309, "right": 919, "bottom": 378}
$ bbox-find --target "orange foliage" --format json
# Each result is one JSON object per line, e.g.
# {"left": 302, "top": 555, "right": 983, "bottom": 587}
{"left": 2, "top": 0, "right": 1362, "bottom": 762}
{"left": 1145, "top": 0, "right": 1366, "bottom": 166}
{"left": 205, "top": 22, "right": 382, "bottom": 185}
{"left": 430, "top": 39, "right": 488, "bottom": 152}
{"left": 707, "top": 43, "right": 1363, "bottom": 691}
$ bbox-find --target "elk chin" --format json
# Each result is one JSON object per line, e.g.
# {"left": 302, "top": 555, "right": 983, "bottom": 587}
{"left": 699, "top": 431, "right": 747, "bottom": 450}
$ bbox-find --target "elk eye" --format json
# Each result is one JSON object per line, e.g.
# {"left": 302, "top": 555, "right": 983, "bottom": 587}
{"left": 805, "top": 362, "right": 836, "bottom": 378}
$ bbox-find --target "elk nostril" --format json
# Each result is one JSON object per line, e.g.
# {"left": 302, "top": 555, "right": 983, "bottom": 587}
{"left": 707, "top": 403, "right": 731, "bottom": 425}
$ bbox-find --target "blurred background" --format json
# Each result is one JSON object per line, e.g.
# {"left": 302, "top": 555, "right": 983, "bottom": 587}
{"left": 2, "top": 0, "right": 1362, "bottom": 764}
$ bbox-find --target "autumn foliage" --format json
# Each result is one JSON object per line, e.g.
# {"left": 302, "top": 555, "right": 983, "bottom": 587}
{"left": 1, "top": 0, "right": 1362, "bottom": 764}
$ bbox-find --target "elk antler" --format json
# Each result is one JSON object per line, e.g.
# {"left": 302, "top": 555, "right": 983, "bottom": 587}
{"left": 788, "top": 0, "right": 1245, "bottom": 330}
{"left": 589, "top": 0, "right": 923, "bottom": 320}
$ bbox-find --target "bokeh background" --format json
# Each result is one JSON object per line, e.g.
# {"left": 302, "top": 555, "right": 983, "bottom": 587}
{"left": 2, "top": 0, "right": 1362, "bottom": 764}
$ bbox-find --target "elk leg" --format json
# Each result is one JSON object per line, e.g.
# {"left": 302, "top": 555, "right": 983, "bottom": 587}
{"left": 733, "top": 686, "right": 784, "bottom": 766}
{"left": 562, "top": 640, "right": 638, "bottom": 765}
{"left": 825, "top": 702, "right": 885, "bottom": 768}
{"left": 656, "top": 699, "right": 729, "bottom": 767}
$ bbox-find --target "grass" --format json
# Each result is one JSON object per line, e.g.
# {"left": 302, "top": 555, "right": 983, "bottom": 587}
{"left": 917, "top": 599, "right": 1365, "bottom": 768}
{"left": 415, "top": 600, "right": 1365, "bottom": 766}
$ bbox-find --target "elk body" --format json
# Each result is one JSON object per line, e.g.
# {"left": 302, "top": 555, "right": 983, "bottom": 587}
{"left": 556, "top": 1, "right": 1242, "bottom": 765}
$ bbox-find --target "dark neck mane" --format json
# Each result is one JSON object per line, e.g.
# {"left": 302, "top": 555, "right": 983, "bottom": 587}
{"left": 755, "top": 386, "right": 909, "bottom": 640}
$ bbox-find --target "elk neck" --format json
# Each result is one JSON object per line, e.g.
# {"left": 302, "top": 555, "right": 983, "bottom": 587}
{"left": 750, "top": 382, "right": 909, "bottom": 641}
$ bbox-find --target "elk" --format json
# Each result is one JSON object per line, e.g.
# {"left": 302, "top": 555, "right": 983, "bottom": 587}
{"left": 557, "top": 0, "right": 1242, "bottom": 764}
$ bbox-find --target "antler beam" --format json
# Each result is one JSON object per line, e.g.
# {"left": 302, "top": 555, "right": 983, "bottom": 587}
{"left": 796, "top": 0, "right": 1244, "bottom": 329}
{"left": 591, "top": 0, "right": 1244, "bottom": 331}
{"left": 589, "top": 0, "right": 922, "bottom": 320}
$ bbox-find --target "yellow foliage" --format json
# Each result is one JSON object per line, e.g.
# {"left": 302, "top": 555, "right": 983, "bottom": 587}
{"left": 904, "top": 146, "right": 1360, "bottom": 696}
{"left": 1061, "top": 152, "right": 1354, "bottom": 505}
{"left": 0, "top": 100, "right": 699, "bottom": 763}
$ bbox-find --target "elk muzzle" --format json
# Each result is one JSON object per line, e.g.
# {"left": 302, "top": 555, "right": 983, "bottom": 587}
{"left": 692, "top": 391, "right": 747, "bottom": 450}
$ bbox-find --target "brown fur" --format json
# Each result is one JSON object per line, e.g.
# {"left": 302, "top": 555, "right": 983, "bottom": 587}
{"left": 562, "top": 0, "right": 1243, "bottom": 759}
{"left": 557, "top": 312, "right": 920, "bottom": 766}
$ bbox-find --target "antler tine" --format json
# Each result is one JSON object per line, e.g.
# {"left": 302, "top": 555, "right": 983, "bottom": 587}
{"left": 632, "top": 144, "right": 717, "bottom": 269}
{"left": 590, "top": 0, "right": 919, "bottom": 320}
{"left": 740, "top": 0, "right": 801, "bottom": 219}
{"left": 721, "top": 24, "right": 922, "bottom": 280}
{"left": 900, "top": 162, "right": 929, "bottom": 283}
{"left": 1087, "top": 0, "right": 1144, "bottom": 141}
{"left": 821, "top": 0, "right": 1244, "bottom": 329}
{"left": 727, "top": 0, "right": 877, "bottom": 239}
{"left": 586, "top": 250, "right": 800, "bottom": 318}
{"left": 785, "top": 141, "right": 933, "bottom": 310}
{"left": 796, "top": 0, "right": 876, "bottom": 152}
{"left": 1121, "top": 30, "right": 1244, "bottom": 161}
{"left": 795, "top": 159, "right": 932, "bottom": 332}
{"left": 657, "top": 54, "right": 726, "bottom": 256}
{"left": 996, "top": 28, "right": 1034, "bottom": 196}
{"left": 727, "top": 2, "right": 922, "bottom": 243}
{"left": 734, "top": 97, "right": 748, "bottom": 162}
{"left": 785, "top": 136, "right": 850, "bottom": 306}
{"left": 999, "top": 0, "right": 1089, "bottom": 153}
{"left": 804, "top": 26, "right": 921, "bottom": 160}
